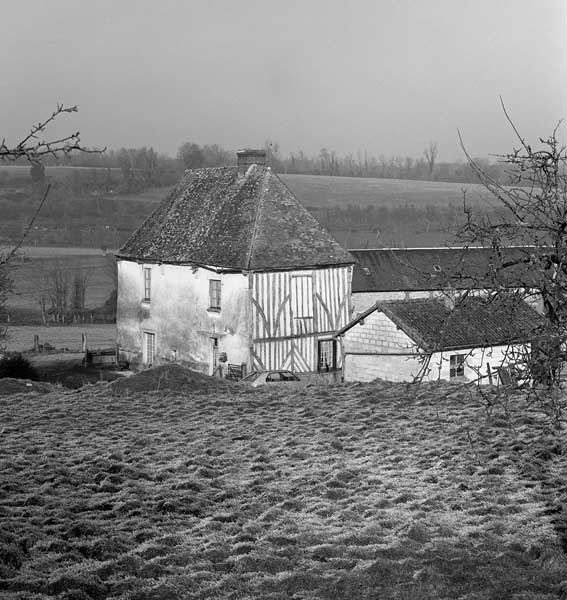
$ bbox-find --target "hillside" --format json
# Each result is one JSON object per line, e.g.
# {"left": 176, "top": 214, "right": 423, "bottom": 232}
{"left": 0, "top": 168, "right": 504, "bottom": 249}
{"left": 1, "top": 367, "right": 566, "bottom": 599}
{"left": 280, "top": 173, "right": 496, "bottom": 209}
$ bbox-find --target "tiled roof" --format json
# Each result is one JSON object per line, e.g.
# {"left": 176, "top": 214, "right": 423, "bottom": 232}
{"left": 338, "top": 295, "right": 544, "bottom": 351}
{"left": 117, "top": 166, "right": 354, "bottom": 271}
{"left": 351, "top": 247, "right": 539, "bottom": 293}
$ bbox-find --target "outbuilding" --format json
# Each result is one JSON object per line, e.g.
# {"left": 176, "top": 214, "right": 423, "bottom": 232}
{"left": 336, "top": 294, "right": 543, "bottom": 384}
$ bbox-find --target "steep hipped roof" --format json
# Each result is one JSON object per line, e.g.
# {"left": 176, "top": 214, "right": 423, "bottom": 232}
{"left": 117, "top": 165, "right": 354, "bottom": 271}
{"left": 337, "top": 296, "right": 544, "bottom": 351}
{"left": 351, "top": 247, "right": 538, "bottom": 293}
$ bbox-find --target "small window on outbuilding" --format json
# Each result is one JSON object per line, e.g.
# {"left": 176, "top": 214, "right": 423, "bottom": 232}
{"left": 450, "top": 354, "right": 465, "bottom": 378}
{"left": 209, "top": 279, "right": 221, "bottom": 310}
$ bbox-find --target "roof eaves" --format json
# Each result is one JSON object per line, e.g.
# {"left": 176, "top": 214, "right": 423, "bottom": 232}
{"left": 335, "top": 302, "right": 381, "bottom": 337}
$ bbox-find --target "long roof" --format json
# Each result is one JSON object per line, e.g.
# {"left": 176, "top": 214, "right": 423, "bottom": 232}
{"left": 337, "top": 295, "right": 544, "bottom": 351}
{"left": 117, "top": 165, "right": 354, "bottom": 271}
{"left": 350, "top": 247, "right": 539, "bottom": 293}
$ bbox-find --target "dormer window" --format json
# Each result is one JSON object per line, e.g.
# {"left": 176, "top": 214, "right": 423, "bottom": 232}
{"left": 143, "top": 268, "right": 151, "bottom": 302}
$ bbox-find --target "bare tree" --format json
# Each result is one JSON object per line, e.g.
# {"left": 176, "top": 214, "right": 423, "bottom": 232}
{"left": 456, "top": 99, "right": 567, "bottom": 405}
{"left": 71, "top": 270, "right": 89, "bottom": 321}
{"left": 424, "top": 141, "right": 438, "bottom": 177}
{"left": 0, "top": 104, "right": 97, "bottom": 343}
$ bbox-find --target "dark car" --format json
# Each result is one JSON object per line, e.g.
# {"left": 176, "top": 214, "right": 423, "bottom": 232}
{"left": 241, "top": 370, "right": 302, "bottom": 387}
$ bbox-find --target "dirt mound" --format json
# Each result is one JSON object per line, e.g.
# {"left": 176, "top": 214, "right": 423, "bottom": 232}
{"left": 0, "top": 378, "right": 57, "bottom": 396}
{"left": 109, "top": 363, "right": 237, "bottom": 396}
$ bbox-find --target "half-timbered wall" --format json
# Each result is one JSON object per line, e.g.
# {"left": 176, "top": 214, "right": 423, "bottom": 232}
{"left": 251, "top": 266, "right": 352, "bottom": 372}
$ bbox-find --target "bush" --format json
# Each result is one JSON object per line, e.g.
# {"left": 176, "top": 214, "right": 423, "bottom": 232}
{"left": 0, "top": 353, "right": 38, "bottom": 380}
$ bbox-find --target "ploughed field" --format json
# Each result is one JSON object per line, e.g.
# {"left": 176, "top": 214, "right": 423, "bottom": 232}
{"left": 1, "top": 366, "right": 566, "bottom": 599}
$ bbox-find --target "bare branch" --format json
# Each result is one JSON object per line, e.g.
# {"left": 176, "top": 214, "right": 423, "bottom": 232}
{"left": 0, "top": 104, "right": 104, "bottom": 163}
{"left": 1, "top": 185, "right": 52, "bottom": 265}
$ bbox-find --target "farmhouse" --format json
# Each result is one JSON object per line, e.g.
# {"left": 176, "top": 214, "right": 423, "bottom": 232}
{"left": 350, "top": 247, "right": 539, "bottom": 312}
{"left": 115, "top": 150, "right": 355, "bottom": 380}
{"left": 336, "top": 294, "right": 544, "bottom": 383}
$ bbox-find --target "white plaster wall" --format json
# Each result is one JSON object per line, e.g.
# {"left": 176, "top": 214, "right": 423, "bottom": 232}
{"left": 344, "top": 345, "right": 529, "bottom": 383}
{"left": 117, "top": 260, "right": 250, "bottom": 372}
{"left": 424, "top": 345, "right": 529, "bottom": 384}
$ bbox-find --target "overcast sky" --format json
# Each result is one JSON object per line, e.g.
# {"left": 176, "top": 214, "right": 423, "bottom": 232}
{"left": 1, "top": 0, "right": 565, "bottom": 161}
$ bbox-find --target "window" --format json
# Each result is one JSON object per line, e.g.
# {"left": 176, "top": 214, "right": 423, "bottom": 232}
{"left": 450, "top": 354, "right": 465, "bottom": 378}
{"left": 266, "top": 372, "right": 283, "bottom": 382}
{"left": 143, "top": 268, "right": 151, "bottom": 301}
{"left": 291, "top": 275, "right": 313, "bottom": 318}
{"left": 318, "top": 339, "right": 337, "bottom": 372}
{"left": 143, "top": 332, "right": 155, "bottom": 365}
{"left": 209, "top": 279, "right": 221, "bottom": 310}
{"left": 281, "top": 371, "right": 300, "bottom": 381}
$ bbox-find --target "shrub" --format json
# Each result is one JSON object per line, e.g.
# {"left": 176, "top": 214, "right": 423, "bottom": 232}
{"left": 0, "top": 353, "right": 38, "bottom": 380}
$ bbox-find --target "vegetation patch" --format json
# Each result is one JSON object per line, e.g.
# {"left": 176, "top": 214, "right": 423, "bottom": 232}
{"left": 0, "top": 372, "right": 566, "bottom": 598}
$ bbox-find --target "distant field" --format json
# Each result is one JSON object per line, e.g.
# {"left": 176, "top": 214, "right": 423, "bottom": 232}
{"left": 2, "top": 246, "right": 111, "bottom": 258}
{"left": 4, "top": 248, "right": 116, "bottom": 323}
{"left": 4, "top": 324, "right": 116, "bottom": 352}
{"left": 281, "top": 173, "right": 496, "bottom": 209}
{"left": 0, "top": 165, "right": 121, "bottom": 179}
{"left": 0, "top": 172, "right": 499, "bottom": 252}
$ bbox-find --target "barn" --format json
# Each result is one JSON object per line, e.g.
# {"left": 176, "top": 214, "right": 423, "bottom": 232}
{"left": 350, "top": 247, "right": 540, "bottom": 313}
{"left": 336, "top": 294, "right": 544, "bottom": 384}
{"left": 115, "top": 150, "right": 355, "bottom": 380}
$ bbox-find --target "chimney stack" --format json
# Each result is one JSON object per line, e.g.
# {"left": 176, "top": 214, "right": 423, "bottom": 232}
{"left": 236, "top": 149, "right": 266, "bottom": 174}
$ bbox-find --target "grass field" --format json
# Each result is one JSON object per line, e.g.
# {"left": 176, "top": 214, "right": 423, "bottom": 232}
{"left": 280, "top": 174, "right": 496, "bottom": 209}
{"left": 1, "top": 366, "right": 566, "bottom": 599}
{"left": 3, "top": 248, "right": 116, "bottom": 325}
{"left": 4, "top": 324, "right": 116, "bottom": 352}
{"left": 0, "top": 165, "right": 121, "bottom": 179}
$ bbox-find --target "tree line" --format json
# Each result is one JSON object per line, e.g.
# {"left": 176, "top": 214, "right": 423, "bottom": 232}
{"left": 7, "top": 139, "right": 511, "bottom": 188}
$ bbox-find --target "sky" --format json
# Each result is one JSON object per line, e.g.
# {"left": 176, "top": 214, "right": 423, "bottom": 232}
{"left": 1, "top": 0, "right": 565, "bottom": 162}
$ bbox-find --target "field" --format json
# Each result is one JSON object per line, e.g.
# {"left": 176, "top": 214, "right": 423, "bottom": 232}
{"left": 280, "top": 174, "right": 497, "bottom": 209}
{"left": 0, "top": 166, "right": 121, "bottom": 179}
{"left": 3, "top": 247, "right": 117, "bottom": 325}
{"left": 0, "top": 169, "right": 501, "bottom": 252}
{"left": 1, "top": 366, "right": 566, "bottom": 599}
{"left": 4, "top": 324, "right": 116, "bottom": 353}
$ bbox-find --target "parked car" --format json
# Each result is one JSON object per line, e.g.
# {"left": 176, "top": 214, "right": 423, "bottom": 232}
{"left": 241, "top": 369, "right": 303, "bottom": 387}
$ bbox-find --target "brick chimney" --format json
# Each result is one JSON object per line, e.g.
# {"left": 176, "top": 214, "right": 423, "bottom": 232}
{"left": 236, "top": 149, "right": 266, "bottom": 174}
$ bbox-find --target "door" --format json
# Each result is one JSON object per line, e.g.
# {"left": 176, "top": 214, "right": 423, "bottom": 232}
{"left": 143, "top": 332, "right": 155, "bottom": 366}
{"left": 211, "top": 337, "right": 219, "bottom": 376}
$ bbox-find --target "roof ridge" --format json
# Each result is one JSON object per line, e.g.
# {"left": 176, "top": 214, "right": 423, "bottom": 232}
{"left": 245, "top": 166, "right": 269, "bottom": 270}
